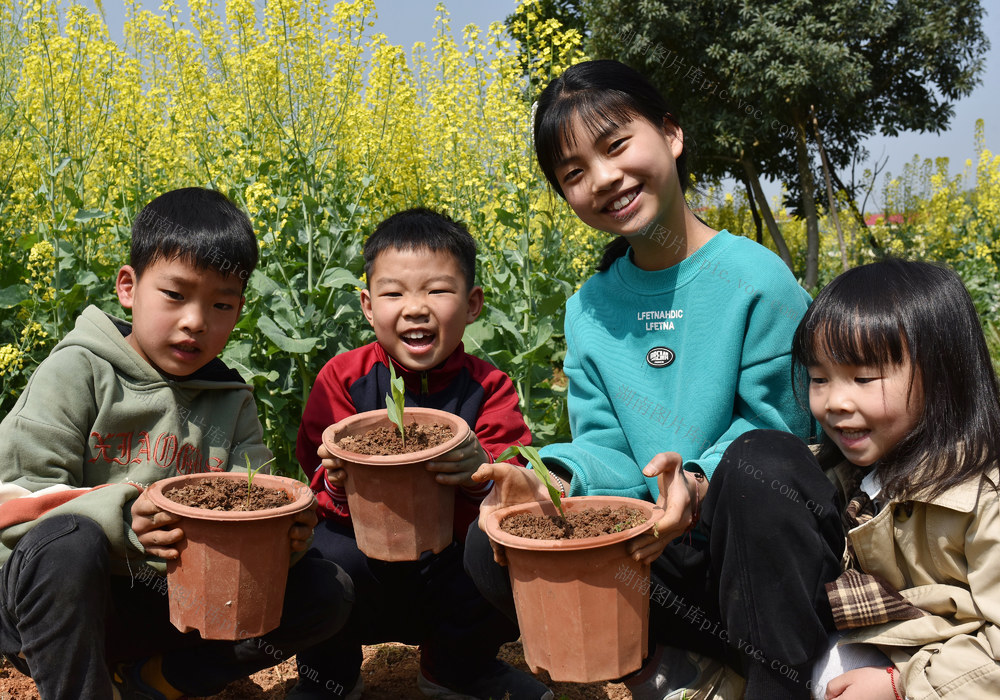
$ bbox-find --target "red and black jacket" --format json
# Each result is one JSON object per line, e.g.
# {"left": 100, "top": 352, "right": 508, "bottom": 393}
{"left": 296, "top": 341, "right": 531, "bottom": 536}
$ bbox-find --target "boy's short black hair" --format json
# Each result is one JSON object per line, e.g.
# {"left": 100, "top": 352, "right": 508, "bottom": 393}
{"left": 131, "top": 187, "right": 258, "bottom": 290}
{"left": 363, "top": 208, "right": 477, "bottom": 290}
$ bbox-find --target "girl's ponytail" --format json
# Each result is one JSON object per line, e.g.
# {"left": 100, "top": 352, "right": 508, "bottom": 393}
{"left": 597, "top": 237, "right": 631, "bottom": 272}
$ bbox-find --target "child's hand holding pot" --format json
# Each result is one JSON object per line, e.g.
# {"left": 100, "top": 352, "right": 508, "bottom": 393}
{"left": 289, "top": 503, "right": 318, "bottom": 553}
{"left": 472, "top": 461, "right": 551, "bottom": 566}
{"left": 131, "top": 489, "right": 184, "bottom": 559}
{"left": 319, "top": 441, "right": 347, "bottom": 486}
{"left": 425, "top": 432, "right": 488, "bottom": 487}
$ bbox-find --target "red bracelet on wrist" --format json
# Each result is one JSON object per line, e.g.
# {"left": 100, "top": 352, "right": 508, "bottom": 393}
{"left": 887, "top": 666, "right": 903, "bottom": 700}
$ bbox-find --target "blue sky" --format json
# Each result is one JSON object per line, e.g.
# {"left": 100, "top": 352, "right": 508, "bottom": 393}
{"left": 83, "top": 0, "right": 997, "bottom": 204}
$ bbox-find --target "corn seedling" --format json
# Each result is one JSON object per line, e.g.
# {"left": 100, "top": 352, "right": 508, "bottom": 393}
{"left": 498, "top": 443, "right": 565, "bottom": 518}
{"left": 244, "top": 454, "right": 277, "bottom": 510}
{"left": 385, "top": 363, "right": 406, "bottom": 447}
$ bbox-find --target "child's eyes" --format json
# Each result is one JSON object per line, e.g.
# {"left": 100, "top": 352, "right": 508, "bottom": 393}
{"left": 161, "top": 289, "right": 182, "bottom": 300}
{"left": 560, "top": 168, "right": 582, "bottom": 184}
{"left": 808, "top": 376, "right": 827, "bottom": 385}
{"left": 855, "top": 377, "right": 880, "bottom": 384}
{"left": 214, "top": 302, "right": 234, "bottom": 311}
{"left": 608, "top": 137, "right": 628, "bottom": 153}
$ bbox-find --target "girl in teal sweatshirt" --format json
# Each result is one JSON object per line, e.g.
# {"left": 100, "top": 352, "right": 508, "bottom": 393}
{"left": 467, "top": 60, "right": 843, "bottom": 700}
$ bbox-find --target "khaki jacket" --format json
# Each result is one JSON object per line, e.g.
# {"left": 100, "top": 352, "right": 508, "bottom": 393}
{"left": 828, "top": 461, "right": 1000, "bottom": 699}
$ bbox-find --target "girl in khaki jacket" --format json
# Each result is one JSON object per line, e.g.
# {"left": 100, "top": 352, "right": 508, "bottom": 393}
{"left": 792, "top": 259, "right": 1000, "bottom": 699}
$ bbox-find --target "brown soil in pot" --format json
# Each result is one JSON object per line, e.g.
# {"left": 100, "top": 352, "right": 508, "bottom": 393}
{"left": 500, "top": 506, "right": 647, "bottom": 540}
{"left": 336, "top": 422, "right": 454, "bottom": 456}
{"left": 164, "top": 477, "right": 292, "bottom": 511}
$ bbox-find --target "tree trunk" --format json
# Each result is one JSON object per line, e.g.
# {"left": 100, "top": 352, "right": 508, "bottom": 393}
{"left": 830, "top": 169, "right": 883, "bottom": 255}
{"left": 738, "top": 169, "right": 764, "bottom": 244}
{"left": 811, "top": 106, "right": 848, "bottom": 272}
{"left": 792, "top": 112, "right": 820, "bottom": 289}
{"left": 740, "top": 158, "right": 794, "bottom": 271}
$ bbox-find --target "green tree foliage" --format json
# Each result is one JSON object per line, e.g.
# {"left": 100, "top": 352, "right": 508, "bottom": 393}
{"left": 546, "top": 0, "right": 989, "bottom": 288}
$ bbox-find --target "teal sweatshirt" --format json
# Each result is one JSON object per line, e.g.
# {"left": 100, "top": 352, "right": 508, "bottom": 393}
{"left": 539, "top": 231, "right": 813, "bottom": 501}
{"left": 0, "top": 305, "right": 271, "bottom": 573}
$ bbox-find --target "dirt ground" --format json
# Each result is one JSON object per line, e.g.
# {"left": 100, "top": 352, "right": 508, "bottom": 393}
{"left": 0, "top": 641, "right": 633, "bottom": 699}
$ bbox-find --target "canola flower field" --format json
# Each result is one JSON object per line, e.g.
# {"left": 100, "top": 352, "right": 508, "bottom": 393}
{"left": 1, "top": 0, "right": 997, "bottom": 475}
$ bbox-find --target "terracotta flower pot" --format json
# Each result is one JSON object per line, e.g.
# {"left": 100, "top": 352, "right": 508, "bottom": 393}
{"left": 484, "top": 496, "right": 658, "bottom": 683}
{"left": 145, "top": 471, "right": 315, "bottom": 641}
{"left": 322, "top": 407, "right": 471, "bottom": 562}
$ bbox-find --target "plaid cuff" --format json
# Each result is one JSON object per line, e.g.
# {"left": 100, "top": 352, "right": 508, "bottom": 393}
{"left": 826, "top": 569, "right": 927, "bottom": 630}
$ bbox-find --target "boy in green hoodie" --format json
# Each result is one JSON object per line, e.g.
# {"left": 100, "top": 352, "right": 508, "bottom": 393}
{"left": 0, "top": 188, "right": 352, "bottom": 700}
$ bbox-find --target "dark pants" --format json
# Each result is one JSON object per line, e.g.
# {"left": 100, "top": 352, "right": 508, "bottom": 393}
{"left": 292, "top": 519, "right": 520, "bottom": 694}
{"left": 464, "top": 430, "right": 845, "bottom": 699}
{"left": 0, "top": 514, "right": 353, "bottom": 700}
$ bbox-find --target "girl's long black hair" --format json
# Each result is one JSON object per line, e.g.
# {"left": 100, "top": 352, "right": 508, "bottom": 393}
{"left": 533, "top": 59, "right": 689, "bottom": 272}
{"left": 792, "top": 258, "right": 1000, "bottom": 500}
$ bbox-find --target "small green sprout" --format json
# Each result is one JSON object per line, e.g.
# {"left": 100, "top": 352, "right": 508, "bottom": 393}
{"left": 498, "top": 443, "right": 565, "bottom": 518}
{"left": 385, "top": 363, "right": 406, "bottom": 447}
{"left": 244, "top": 454, "right": 277, "bottom": 510}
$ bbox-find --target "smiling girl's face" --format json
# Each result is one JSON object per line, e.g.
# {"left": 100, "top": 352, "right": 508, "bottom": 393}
{"left": 807, "top": 344, "right": 924, "bottom": 467}
{"left": 553, "top": 112, "right": 685, "bottom": 238}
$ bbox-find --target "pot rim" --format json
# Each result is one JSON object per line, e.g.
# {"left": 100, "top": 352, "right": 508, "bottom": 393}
{"left": 146, "top": 472, "right": 315, "bottom": 521}
{"left": 321, "top": 407, "right": 471, "bottom": 466}
{"left": 484, "top": 495, "right": 658, "bottom": 552}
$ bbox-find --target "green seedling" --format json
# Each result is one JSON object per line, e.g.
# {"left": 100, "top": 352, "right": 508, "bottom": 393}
{"left": 244, "top": 454, "right": 277, "bottom": 510}
{"left": 498, "top": 443, "right": 565, "bottom": 518}
{"left": 385, "top": 363, "right": 407, "bottom": 447}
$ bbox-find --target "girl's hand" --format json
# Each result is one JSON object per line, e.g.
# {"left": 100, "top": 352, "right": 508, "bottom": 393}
{"left": 627, "top": 452, "right": 705, "bottom": 565}
{"left": 426, "top": 433, "right": 488, "bottom": 487}
{"left": 131, "top": 489, "right": 184, "bottom": 560}
{"left": 318, "top": 442, "right": 348, "bottom": 486}
{"left": 289, "top": 503, "right": 318, "bottom": 552}
{"left": 472, "top": 461, "right": 551, "bottom": 566}
{"left": 825, "top": 667, "right": 899, "bottom": 700}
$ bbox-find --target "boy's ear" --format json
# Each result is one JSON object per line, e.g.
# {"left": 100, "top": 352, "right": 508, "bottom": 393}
{"left": 360, "top": 288, "right": 375, "bottom": 327}
{"left": 465, "top": 285, "right": 484, "bottom": 324}
{"left": 116, "top": 266, "right": 138, "bottom": 309}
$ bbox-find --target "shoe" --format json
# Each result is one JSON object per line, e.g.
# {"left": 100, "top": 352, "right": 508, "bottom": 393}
{"left": 625, "top": 646, "right": 745, "bottom": 700}
{"left": 111, "top": 659, "right": 179, "bottom": 700}
{"left": 283, "top": 675, "right": 364, "bottom": 699}
{"left": 417, "top": 659, "right": 554, "bottom": 700}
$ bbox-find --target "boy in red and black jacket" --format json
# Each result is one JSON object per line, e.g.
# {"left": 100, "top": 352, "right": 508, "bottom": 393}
{"left": 289, "top": 208, "right": 552, "bottom": 700}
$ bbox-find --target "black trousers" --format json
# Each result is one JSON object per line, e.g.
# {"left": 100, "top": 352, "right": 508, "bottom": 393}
{"left": 292, "top": 519, "right": 520, "bottom": 694}
{"left": 0, "top": 514, "right": 353, "bottom": 699}
{"left": 464, "top": 429, "right": 845, "bottom": 699}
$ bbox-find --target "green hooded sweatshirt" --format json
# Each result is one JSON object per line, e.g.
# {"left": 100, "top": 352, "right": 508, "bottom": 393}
{"left": 0, "top": 305, "right": 271, "bottom": 573}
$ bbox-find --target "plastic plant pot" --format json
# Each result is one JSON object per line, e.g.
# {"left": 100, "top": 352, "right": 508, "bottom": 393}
{"left": 484, "top": 495, "right": 657, "bottom": 682}
{"left": 322, "top": 408, "right": 471, "bottom": 562}
{"left": 145, "top": 471, "right": 314, "bottom": 640}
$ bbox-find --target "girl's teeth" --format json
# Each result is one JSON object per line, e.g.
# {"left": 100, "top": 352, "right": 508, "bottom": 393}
{"left": 611, "top": 193, "right": 635, "bottom": 211}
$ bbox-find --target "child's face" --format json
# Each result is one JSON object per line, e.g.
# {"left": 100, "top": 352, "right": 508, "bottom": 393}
{"left": 807, "top": 347, "right": 923, "bottom": 467}
{"left": 115, "top": 257, "right": 244, "bottom": 379}
{"left": 553, "top": 112, "right": 684, "bottom": 236}
{"left": 361, "top": 246, "right": 483, "bottom": 372}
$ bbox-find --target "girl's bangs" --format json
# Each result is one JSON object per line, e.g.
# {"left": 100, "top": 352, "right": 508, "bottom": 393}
{"left": 536, "top": 91, "right": 641, "bottom": 179}
{"left": 803, "top": 308, "right": 908, "bottom": 369}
